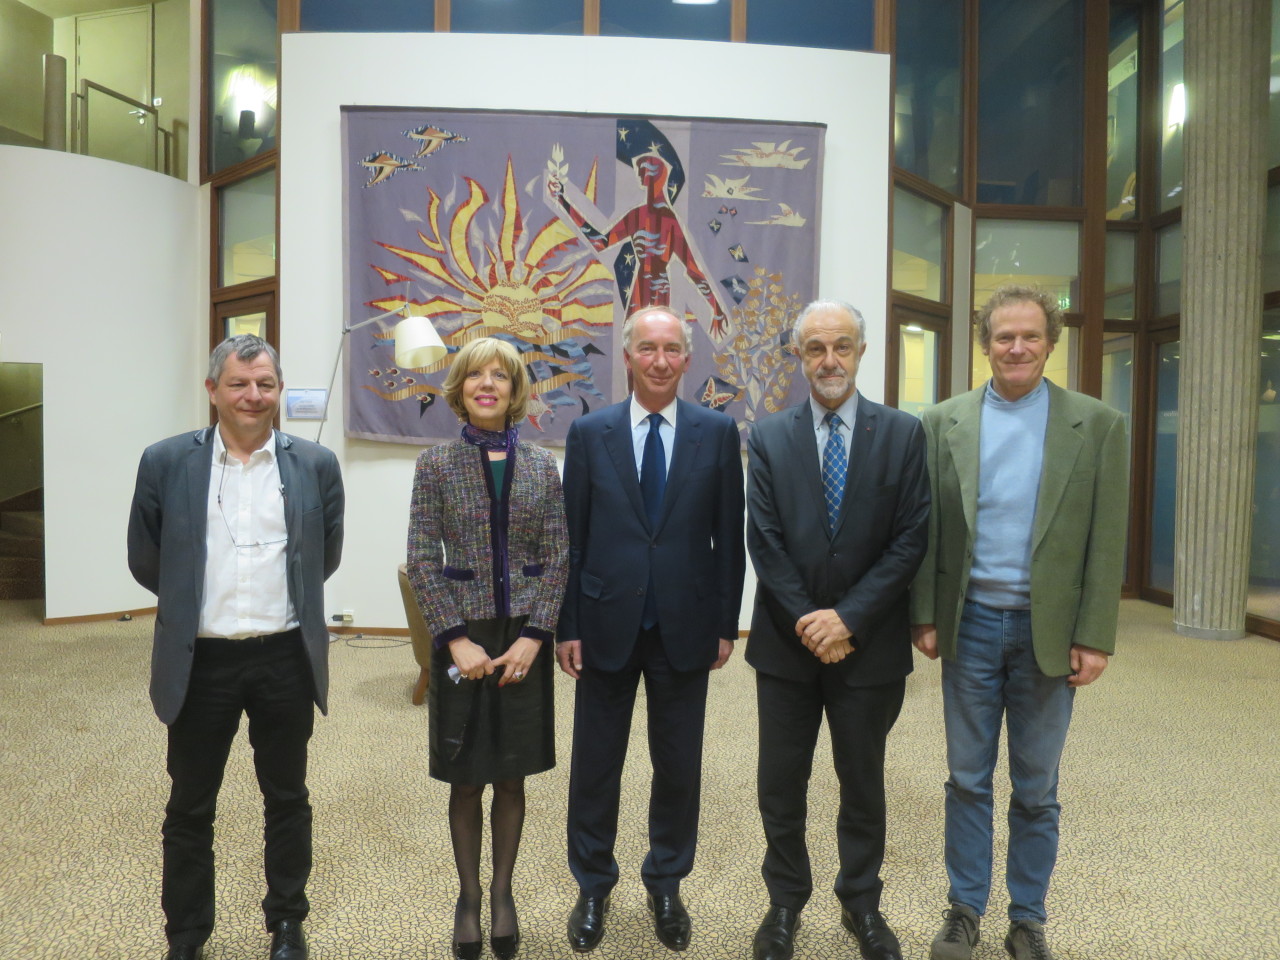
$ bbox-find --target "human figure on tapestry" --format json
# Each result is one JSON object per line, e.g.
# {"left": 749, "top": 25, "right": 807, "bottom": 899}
{"left": 548, "top": 119, "right": 730, "bottom": 340}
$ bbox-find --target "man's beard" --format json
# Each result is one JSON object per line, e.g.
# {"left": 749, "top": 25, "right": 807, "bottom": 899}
{"left": 811, "top": 370, "right": 850, "bottom": 401}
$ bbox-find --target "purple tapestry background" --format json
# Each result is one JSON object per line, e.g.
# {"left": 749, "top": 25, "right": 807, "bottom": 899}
{"left": 342, "top": 106, "right": 824, "bottom": 446}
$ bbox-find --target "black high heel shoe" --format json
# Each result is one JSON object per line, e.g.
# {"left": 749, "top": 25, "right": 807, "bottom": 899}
{"left": 453, "top": 893, "right": 482, "bottom": 960}
{"left": 490, "top": 927, "right": 521, "bottom": 960}
{"left": 490, "top": 891, "right": 521, "bottom": 959}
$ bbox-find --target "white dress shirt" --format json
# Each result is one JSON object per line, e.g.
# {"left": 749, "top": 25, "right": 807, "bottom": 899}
{"left": 629, "top": 395, "right": 677, "bottom": 480}
{"left": 198, "top": 428, "right": 297, "bottom": 638}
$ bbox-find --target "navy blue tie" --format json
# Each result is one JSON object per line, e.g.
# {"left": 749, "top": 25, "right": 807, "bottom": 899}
{"left": 640, "top": 412, "right": 666, "bottom": 529}
{"left": 822, "top": 412, "right": 847, "bottom": 533}
{"left": 640, "top": 413, "right": 665, "bottom": 628}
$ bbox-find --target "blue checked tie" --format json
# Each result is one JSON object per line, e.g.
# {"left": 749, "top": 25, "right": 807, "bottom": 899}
{"left": 822, "top": 412, "right": 847, "bottom": 533}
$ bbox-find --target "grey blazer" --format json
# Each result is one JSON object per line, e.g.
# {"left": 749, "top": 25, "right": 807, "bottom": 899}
{"left": 128, "top": 426, "right": 345, "bottom": 724}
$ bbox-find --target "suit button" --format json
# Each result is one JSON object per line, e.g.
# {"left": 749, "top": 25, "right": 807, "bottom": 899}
{"left": 636, "top": 588, "right": 644, "bottom": 596}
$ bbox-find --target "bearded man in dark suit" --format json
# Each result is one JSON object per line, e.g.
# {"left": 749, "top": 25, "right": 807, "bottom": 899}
{"left": 745, "top": 300, "right": 930, "bottom": 960}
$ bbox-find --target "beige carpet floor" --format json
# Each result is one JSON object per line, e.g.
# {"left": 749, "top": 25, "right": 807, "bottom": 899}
{"left": 0, "top": 598, "right": 1277, "bottom": 960}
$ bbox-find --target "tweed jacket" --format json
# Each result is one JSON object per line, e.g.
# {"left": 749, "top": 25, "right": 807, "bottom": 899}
{"left": 407, "top": 438, "right": 568, "bottom": 648}
{"left": 909, "top": 380, "right": 1129, "bottom": 676}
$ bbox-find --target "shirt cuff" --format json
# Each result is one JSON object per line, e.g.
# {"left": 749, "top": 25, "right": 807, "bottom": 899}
{"left": 432, "top": 623, "right": 468, "bottom": 649}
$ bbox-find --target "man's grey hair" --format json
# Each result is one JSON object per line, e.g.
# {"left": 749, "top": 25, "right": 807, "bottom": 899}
{"left": 208, "top": 335, "right": 282, "bottom": 384}
{"left": 792, "top": 299, "right": 866, "bottom": 348}
{"left": 621, "top": 305, "right": 694, "bottom": 356}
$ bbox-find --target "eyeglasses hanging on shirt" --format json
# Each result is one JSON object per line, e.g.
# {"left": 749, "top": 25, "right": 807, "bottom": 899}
{"left": 216, "top": 453, "right": 289, "bottom": 549}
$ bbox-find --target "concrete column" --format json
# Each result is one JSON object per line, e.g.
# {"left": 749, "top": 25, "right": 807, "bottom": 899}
{"left": 1174, "top": 0, "right": 1271, "bottom": 639}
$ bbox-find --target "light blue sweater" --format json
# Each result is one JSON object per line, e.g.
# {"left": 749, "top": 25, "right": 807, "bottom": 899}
{"left": 966, "top": 379, "right": 1049, "bottom": 610}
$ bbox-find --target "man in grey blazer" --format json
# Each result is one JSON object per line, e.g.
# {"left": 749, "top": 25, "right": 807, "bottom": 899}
{"left": 910, "top": 286, "right": 1127, "bottom": 960}
{"left": 128, "top": 335, "right": 344, "bottom": 960}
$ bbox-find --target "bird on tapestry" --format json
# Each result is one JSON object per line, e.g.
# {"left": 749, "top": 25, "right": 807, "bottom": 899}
{"left": 403, "top": 124, "right": 469, "bottom": 158}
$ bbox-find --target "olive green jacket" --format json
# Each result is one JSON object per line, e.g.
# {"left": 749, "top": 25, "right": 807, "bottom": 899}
{"left": 909, "top": 380, "right": 1129, "bottom": 676}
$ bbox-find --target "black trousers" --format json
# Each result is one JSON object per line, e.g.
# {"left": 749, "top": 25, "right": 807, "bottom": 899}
{"left": 755, "top": 670, "right": 905, "bottom": 913}
{"left": 162, "top": 631, "right": 314, "bottom": 946}
{"left": 567, "top": 626, "right": 710, "bottom": 897}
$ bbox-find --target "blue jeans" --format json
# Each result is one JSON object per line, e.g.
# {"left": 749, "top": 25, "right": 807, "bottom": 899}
{"left": 941, "top": 600, "right": 1074, "bottom": 923}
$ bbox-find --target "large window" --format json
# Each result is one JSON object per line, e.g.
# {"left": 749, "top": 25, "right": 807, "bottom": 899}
{"left": 893, "top": 187, "right": 947, "bottom": 303}
{"left": 973, "top": 219, "right": 1080, "bottom": 309}
{"left": 977, "top": 0, "right": 1084, "bottom": 206}
{"left": 206, "top": 0, "right": 277, "bottom": 177}
{"left": 747, "top": 0, "right": 873, "bottom": 49}
{"left": 893, "top": 0, "right": 964, "bottom": 196}
{"left": 1159, "top": 0, "right": 1185, "bottom": 213}
{"left": 1107, "top": 3, "right": 1141, "bottom": 220}
{"left": 217, "top": 168, "right": 276, "bottom": 287}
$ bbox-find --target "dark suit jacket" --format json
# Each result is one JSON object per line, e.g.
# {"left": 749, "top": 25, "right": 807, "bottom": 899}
{"left": 746, "top": 394, "right": 930, "bottom": 686}
{"left": 909, "top": 381, "right": 1128, "bottom": 675}
{"left": 558, "top": 397, "right": 746, "bottom": 672}
{"left": 128, "top": 426, "right": 345, "bottom": 725}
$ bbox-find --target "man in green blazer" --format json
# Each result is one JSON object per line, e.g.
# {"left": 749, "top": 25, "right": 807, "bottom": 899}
{"left": 909, "top": 285, "right": 1128, "bottom": 960}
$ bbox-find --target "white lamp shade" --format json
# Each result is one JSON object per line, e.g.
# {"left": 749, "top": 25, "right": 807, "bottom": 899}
{"left": 393, "top": 316, "right": 448, "bottom": 369}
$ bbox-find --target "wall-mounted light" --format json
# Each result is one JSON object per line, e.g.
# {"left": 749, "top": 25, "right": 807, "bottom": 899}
{"left": 672, "top": 0, "right": 720, "bottom": 5}
{"left": 1167, "top": 82, "right": 1186, "bottom": 129}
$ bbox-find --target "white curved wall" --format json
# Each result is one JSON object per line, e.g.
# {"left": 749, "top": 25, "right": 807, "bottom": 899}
{"left": 0, "top": 146, "right": 203, "bottom": 619}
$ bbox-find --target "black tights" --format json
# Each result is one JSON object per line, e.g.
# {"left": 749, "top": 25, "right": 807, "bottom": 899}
{"left": 448, "top": 778, "right": 525, "bottom": 943}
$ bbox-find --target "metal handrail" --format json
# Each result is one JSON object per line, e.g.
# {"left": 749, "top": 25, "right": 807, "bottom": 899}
{"left": 0, "top": 402, "right": 42, "bottom": 420}
{"left": 75, "top": 79, "right": 161, "bottom": 173}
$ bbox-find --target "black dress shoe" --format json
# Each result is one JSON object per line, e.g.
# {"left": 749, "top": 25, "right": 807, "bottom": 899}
{"left": 490, "top": 927, "right": 520, "bottom": 960}
{"left": 841, "top": 909, "right": 903, "bottom": 960}
{"left": 647, "top": 892, "right": 691, "bottom": 951}
{"left": 567, "top": 892, "right": 611, "bottom": 952}
{"left": 451, "top": 939, "right": 481, "bottom": 960}
{"left": 752, "top": 904, "right": 801, "bottom": 960}
{"left": 269, "top": 919, "right": 309, "bottom": 960}
{"left": 163, "top": 946, "right": 204, "bottom": 960}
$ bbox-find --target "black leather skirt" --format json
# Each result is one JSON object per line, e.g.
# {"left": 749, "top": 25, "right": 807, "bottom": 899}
{"left": 428, "top": 616, "right": 555, "bottom": 785}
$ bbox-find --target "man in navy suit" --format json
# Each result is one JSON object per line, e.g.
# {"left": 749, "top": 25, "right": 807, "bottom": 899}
{"left": 745, "top": 301, "right": 929, "bottom": 960}
{"left": 557, "top": 306, "right": 746, "bottom": 953}
{"left": 128, "top": 335, "right": 343, "bottom": 960}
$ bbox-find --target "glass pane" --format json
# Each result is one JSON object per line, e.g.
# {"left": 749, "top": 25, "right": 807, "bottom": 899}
{"left": 1157, "top": 221, "right": 1182, "bottom": 317}
{"left": 300, "top": 0, "right": 435, "bottom": 30}
{"left": 1265, "top": 184, "right": 1280, "bottom": 294}
{"left": 970, "top": 322, "right": 1076, "bottom": 392}
{"left": 894, "top": 0, "right": 964, "bottom": 196}
{"left": 208, "top": 0, "right": 277, "bottom": 175}
{"left": 1107, "top": 3, "right": 1140, "bottom": 220}
{"left": 453, "top": 0, "right": 583, "bottom": 35}
{"left": 973, "top": 219, "right": 1080, "bottom": 309}
{"left": 977, "top": 0, "right": 1084, "bottom": 206}
{"left": 218, "top": 168, "right": 276, "bottom": 287}
{"left": 83, "top": 84, "right": 157, "bottom": 171}
{"left": 898, "top": 325, "right": 939, "bottom": 416}
{"left": 747, "top": 0, "right": 874, "bottom": 50}
{"left": 1159, "top": 0, "right": 1185, "bottom": 212}
{"left": 1104, "top": 231, "right": 1136, "bottom": 320}
{"left": 1100, "top": 332, "right": 1134, "bottom": 424}
{"left": 1271, "top": 0, "right": 1280, "bottom": 167}
{"left": 1249, "top": 308, "right": 1280, "bottom": 618}
{"left": 893, "top": 188, "right": 946, "bottom": 302}
{"left": 224, "top": 311, "right": 266, "bottom": 339}
{"left": 1148, "top": 339, "right": 1180, "bottom": 592}
{"left": 600, "top": 0, "right": 730, "bottom": 41}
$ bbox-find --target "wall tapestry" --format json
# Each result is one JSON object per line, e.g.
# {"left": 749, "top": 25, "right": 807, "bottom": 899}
{"left": 342, "top": 106, "right": 824, "bottom": 445}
